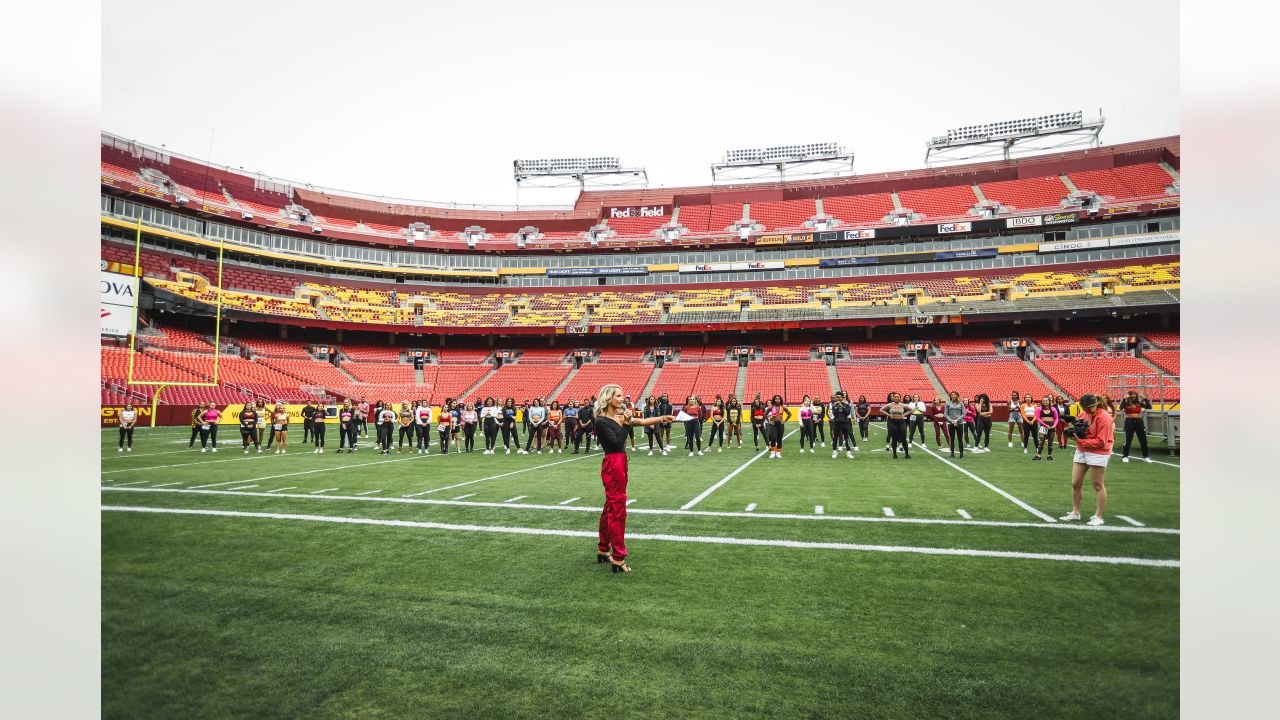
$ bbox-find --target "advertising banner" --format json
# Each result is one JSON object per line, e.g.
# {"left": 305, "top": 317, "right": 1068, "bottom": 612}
{"left": 605, "top": 205, "right": 667, "bottom": 219}
{"left": 1042, "top": 211, "right": 1080, "bottom": 225}
{"left": 1005, "top": 215, "right": 1043, "bottom": 229}
{"left": 814, "top": 229, "right": 876, "bottom": 242}
{"left": 818, "top": 256, "right": 879, "bottom": 268}
{"left": 934, "top": 248, "right": 999, "bottom": 261}
{"left": 1037, "top": 238, "right": 1110, "bottom": 253}
{"left": 215, "top": 403, "right": 326, "bottom": 425}
{"left": 546, "top": 266, "right": 649, "bottom": 277}
{"left": 1039, "top": 231, "right": 1179, "bottom": 253}
{"left": 101, "top": 270, "right": 138, "bottom": 337}
{"left": 1107, "top": 231, "right": 1180, "bottom": 248}
{"left": 677, "top": 261, "right": 784, "bottom": 274}
{"left": 936, "top": 221, "right": 973, "bottom": 234}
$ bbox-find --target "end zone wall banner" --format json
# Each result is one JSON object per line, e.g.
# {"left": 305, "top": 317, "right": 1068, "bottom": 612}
{"left": 1005, "top": 215, "right": 1043, "bottom": 228}
{"left": 936, "top": 222, "right": 972, "bottom": 234}
{"left": 546, "top": 266, "right": 649, "bottom": 277}
{"left": 814, "top": 229, "right": 876, "bottom": 242}
{"left": 755, "top": 233, "right": 813, "bottom": 246}
{"left": 934, "top": 248, "right": 999, "bottom": 261}
{"left": 1107, "top": 231, "right": 1180, "bottom": 248}
{"left": 216, "top": 403, "right": 325, "bottom": 425}
{"left": 100, "top": 270, "right": 138, "bottom": 337}
{"left": 1037, "top": 238, "right": 1110, "bottom": 253}
{"left": 677, "top": 261, "right": 784, "bottom": 274}
{"left": 818, "top": 256, "right": 879, "bottom": 268}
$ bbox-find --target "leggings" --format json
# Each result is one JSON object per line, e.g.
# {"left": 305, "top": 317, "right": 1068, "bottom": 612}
{"left": 240, "top": 428, "right": 257, "bottom": 449}
{"left": 947, "top": 421, "right": 965, "bottom": 457}
{"left": 303, "top": 419, "right": 312, "bottom": 444}
{"left": 199, "top": 424, "right": 217, "bottom": 448}
{"left": 886, "top": 419, "right": 909, "bottom": 456}
{"left": 816, "top": 418, "right": 826, "bottom": 443}
{"left": 546, "top": 424, "right": 562, "bottom": 449}
{"left": 416, "top": 424, "right": 431, "bottom": 449}
{"left": 526, "top": 423, "right": 545, "bottom": 452}
{"left": 709, "top": 421, "right": 725, "bottom": 447}
{"left": 800, "top": 419, "right": 815, "bottom": 449}
{"left": 832, "top": 420, "right": 854, "bottom": 450}
{"left": 439, "top": 428, "right": 451, "bottom": 454}
{"left": 1055, "top": 421, "right": 1068, "bottom": 448}
{"left": 463, "top": 423, "right": 476, "bottom": 451}
{"left": 484, "top": 418, "right": 499, "bottom": 450}
{"left": 312, "top": 423, "right": 326, "bottom": 448}
{"left": 377, "top": 423, "right": 393, "bottom": 451}
{"left": 767, "top": 422, "right": 785, "bottom": 451}
{"left": 1021, "top": 421, "right": 1035, "bottom": 449}
{"left": 684, "top": 419, "right": 702, "bottom": 451}
{"left": 646, "top": 427, "right": 658, "bottom": 450}
{"left": 908, "top": 415, "right": 927, "bottom": 444}
{"left": 398, "top": 424, "right": 415, "bottom": 447}
{"left": 975, "top": 416, "right": 993, "bottom": 447}
{"left": 1122, "top": 418, "right": 1149, "bottom": 458}
{"left": 575, "top": 426, "right": 594, "bottom": 452}
{"left": 340, "top": 424, "right": 357, "bottom": 449}
{"left": 752, "top": 422, "right": 765, "bottom": 448}
{"left": 188, "top": 425, "right": 200, "bottom": 447}
{"left": 858, "top": 417, "right": 870, "bottom": 440}
{"left": 118, "top": 427, "right": 134, "bottom": 449}
{"left": 264, "top": 424, "right": 274, "bottom": 449}
{"left": 502, "top": 423, "right": 520, "bottom": 449}
{"left": 1034, "top": 423, "right": 1054, "bottom": 457}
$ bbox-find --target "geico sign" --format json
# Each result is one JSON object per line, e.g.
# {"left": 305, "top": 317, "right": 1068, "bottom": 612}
{"left": 609, "top": 205, "right": 667, "bottom": 218}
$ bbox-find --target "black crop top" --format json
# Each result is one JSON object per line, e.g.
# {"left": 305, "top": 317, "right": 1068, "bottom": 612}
{"left": 594, "top": 416, "right": 628, "bottom": 454}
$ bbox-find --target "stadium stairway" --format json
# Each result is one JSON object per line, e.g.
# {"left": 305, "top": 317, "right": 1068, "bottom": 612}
{"left": 826, "top": 364, "right": 841, "bottom": 396}
{"left": 335, "top": 363, "right": 361, "bottom": 383}
{"left": 1060, "top": 174, "right": 1080, "bottom": 194}
{"left": 550, "top": 365, "right": 580, "bottom": 400}
{"left": 972, "top": 184, "right": 989, "bottom": 203}
{"left": 921, "top": 362, "right": 947, "bottom": 398}
{"left": 1137, "top": 355, "right": 1175, "bottom": 377}
{"left": 1025, "top": 360, "right": 1070, "bottom": 398}
{"left": 415, "top": 367, "right": 425, "bottom": 384}
{"left": 640, "top": 364, "right": 662, "bottom": 399}
{"left": 735, "top": 364, "right": 747, "bottom": 399}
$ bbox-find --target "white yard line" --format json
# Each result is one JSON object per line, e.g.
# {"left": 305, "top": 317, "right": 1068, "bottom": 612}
{"left": 882, "top": 507, "right": 895, "bottom": 517}
{"left": 309, "top": 488, "right": 340, "bottom": 495}
{"left": 355, "top": 489, "right": 384, "bottom": 496}
{"left": 111, "top": 480, "right": 150, "bottom": 487}
{"left": 1116, "top": 515, "right": 1145, "bottom": 527}
{"left": 100, "top": 487, "right": 1182, "bottom": 535}
{"left": 815, "top": 505, "right": 825, "bottom": 515}
{"left": 451, "top": 493, "right": 477, "bottom": 501}
{"left": 402, "top": 451, "right": 600, "bottom": 497}
{"left": 626, "top": 499, "right": 637, "bottom": 506}
{"left": 957, "top": 509, "right": 972, "bottom": 520}
{"left": 264, "top": 487, "right": 297, "bottom": 493}
{"left": 503, "top": 495, "right": 528, "bottom": 503}
{"left": 1110, "top": 452, "right": 1180, "bottom": 469}
{"left": 869, "top": 424, "right": 1056, "bottom": 523}
{"left": 102, "top": 448, "right": 201, "bottom": 459}
{"left": 558, "top": 497, "right": 581, "bottom": 505}
{"left": 745, "top": 503, "right": 757, "bottom": 512}
{"left": 227, "top": 485, "right": 259, "bottom": 491}
{"left": 102, "top": 454, "right": 268, "bottom": 474}
{"left": 100, "top": 505, "right": 1180, "bottom": 568}
{"left": 680, "top": 429, "right": 799, "bottom": 510}
{"left": 150, "top": 482, "right": 185, "bottom": 488}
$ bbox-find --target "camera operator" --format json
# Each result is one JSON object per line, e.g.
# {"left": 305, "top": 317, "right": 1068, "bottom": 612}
{"left": 1059, "top": 393, "right": 1113, "bottom": 526}
{"left": 1119, "top": 390, "right": 1153, "bottom": 463}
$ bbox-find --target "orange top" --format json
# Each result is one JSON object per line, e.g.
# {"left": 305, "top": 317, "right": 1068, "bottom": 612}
{"left": 548, "top": 409, "right": 563, "bottom": 423}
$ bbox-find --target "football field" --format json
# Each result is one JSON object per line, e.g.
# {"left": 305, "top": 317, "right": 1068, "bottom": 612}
{"left": 101, "top": 423, "right": 1179, "bottom": 719}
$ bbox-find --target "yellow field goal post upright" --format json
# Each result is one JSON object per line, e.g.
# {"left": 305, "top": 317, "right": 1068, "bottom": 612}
{"left": 124, "top": 216, "right": 227, "bottom": 427}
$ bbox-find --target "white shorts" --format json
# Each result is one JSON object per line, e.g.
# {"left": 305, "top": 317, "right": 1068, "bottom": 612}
{"left": 1073, "top": 450, "right": 1111, "bottom": 468}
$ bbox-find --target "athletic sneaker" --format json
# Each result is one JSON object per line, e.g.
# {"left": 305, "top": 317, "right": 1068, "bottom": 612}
{"left": 1122, "top": 456, "right": 1130, "bottom": 463}
{"left": 201, "top": 448, "right": 207, "bottom": 453}
{"left": 212, "top": 448, "right": 218, "bottom": 453}
{"left": 661, "top": 449, "right": 669, "bottom": 456}
{"left": 697, "top": 450, "right": 704, "bottom": 456}
{"left": 689, "top": 451, "right": 694, "bottom": 457}
{"left": 648, "top": 450, "right": 654, "bottom": 456}
{"left": 718, "top": 447, "right": 722, "bottom": 453}
{"left": 117, "top": 447, "right": 123, "bottom": 452}
{"left": 1023, "top": 448, "right": 1028, "bottom": 454}
{"left": 820, "top": 442, "right": 825, "bottom": 447}
{"left": 1059, "top": 511, "right": 1081, "bottom": 521}
{"left": 505, "top": 448, "right": 511, "bottom": 454}
{"left": 257, "top": 447, "right": 263, "bottom": 453}
{"left": 243, "top": 449, "right": 248, "bottom": 454}
{"left": 518, "top": 449, "right": 527, "bottom": 455}
{"left": 832, "top": 450, "right": 838, "bottom": 459}
{"left": 846, "top": 451, "right": 853, "bottom": 459}
{"left": 1008, "top": 442, "right": 1013, "bottom": 448}
{"left": 127, "top": 447, "right": 132, "bottom": 452}
{"left": 1086, "top": 515, "right": 1105, "bottom": 527}
{"left": 1143, "top": 457, "right": 1152, "bottom": 463}
{"left": 853, "top": 446, "right": 860, "bottom": 452}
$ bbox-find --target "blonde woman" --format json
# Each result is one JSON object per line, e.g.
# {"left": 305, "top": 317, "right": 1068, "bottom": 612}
{"left": 594, "top": 384, "right": 672, "bottom": 574}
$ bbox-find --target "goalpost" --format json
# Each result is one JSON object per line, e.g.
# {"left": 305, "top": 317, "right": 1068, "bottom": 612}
{"left": 124, "top": 216, "right": 227, "bottom": 427}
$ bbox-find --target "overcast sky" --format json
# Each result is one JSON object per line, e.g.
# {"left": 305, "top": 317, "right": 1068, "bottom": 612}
{"left": 103, "top": 0, "right": 1178, "bottom": 207}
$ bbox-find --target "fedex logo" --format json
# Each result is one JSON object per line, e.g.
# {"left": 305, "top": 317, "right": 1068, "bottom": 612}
{"left": 609, "top": 205, "right": 667, "bottom": 218}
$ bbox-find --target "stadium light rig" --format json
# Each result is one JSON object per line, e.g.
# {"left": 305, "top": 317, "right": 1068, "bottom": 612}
{"left": 924, "top": 110, "right": 1105, "bottom": 167}
{"left": 513, "top": 156, "right": 648, "bottom": 190}
{"left": 711, "top": 142, "right": 854, "bottom": 184}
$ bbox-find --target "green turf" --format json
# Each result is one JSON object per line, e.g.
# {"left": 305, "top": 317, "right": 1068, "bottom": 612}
{"left": 102, "top": 424, "right": 1179, "bottom": 719}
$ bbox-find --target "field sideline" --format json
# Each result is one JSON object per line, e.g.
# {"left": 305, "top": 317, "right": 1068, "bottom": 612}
{"left": 102, "top": 423, "right": 1179, "bottom": 718}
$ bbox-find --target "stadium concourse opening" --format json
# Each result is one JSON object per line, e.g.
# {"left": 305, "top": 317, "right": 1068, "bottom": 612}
{"left": 100, "top": 129, "right": 1180, "bottom": 719}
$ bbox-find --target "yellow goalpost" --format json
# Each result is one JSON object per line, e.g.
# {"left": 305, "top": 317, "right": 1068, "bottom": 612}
{"left": 124, "top": 217, "right": 227, "bottom": 427}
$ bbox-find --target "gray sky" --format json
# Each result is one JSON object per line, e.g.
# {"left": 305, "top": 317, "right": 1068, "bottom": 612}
{"left": 103, "top": 0, "right": 1178, "bottom": 207}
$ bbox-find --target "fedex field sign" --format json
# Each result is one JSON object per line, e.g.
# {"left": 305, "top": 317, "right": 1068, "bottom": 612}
{"left": 607, "top": 205, "right": 667, "bottom": 219}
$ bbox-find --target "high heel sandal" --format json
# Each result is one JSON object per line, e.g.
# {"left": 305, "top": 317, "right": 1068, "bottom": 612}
{"left": 597, "top": 550, "right": 612, "bottom": 564}
{"left": 609, "top": 557, "right": 632, "bottom": 573}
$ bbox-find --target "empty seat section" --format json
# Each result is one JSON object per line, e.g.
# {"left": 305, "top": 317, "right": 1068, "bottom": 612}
{"left": 557, "top": 364, "right": 653, "bottom": 402}
{"left": 743, "top": 363, "right": 785, "bottom": 403}
{"left": 1143, "top": 351, "right": 1180, "bottom": 376}
{"left": 820, "top": 192, "right": 894, "bottom": 224}
{"left": 650, "top": 365, "right": 700, "bottom": 400}
{"left": 255, "top": 358, "right": 353, "bottom": 387}
{"left": 749, "top": 199, "right": 816, "bottom": 230}
{"left": 977, "top": 176, "right": 1068, "bottom": 211}
{"left": 834, "top": 360, "right": 935, "bottom": 402}
{"left": 340, "top": 345, "right": 404, "bottom": 362}
{"left": 469, "top": 364, "right": 570, "bottom": 401}
{"left": 930, "top": 357, "right": 1053, "bottom": 402}
{"left": 1143, "top": 331, "right": 1180, "bottom": 349}
{"left": 934, "top": 338, "right": 998, "bottom": 356}
{"left": 234, "top": 337, "right": 313, "bottom": 358}
{"left": 691, "top": 364, "right": 739, "bottom": 401}
{"left": 1032, "top": 356, "right": 1176, "bottom": 401}
{"left": 784, "top": 363, "right": 834, "bottom": 403}
{"left": 896, "top": 185, "right": 977, "bottom": 219}
{"left": 430, "top": 366, "right": 491, "bottom": 402}
{"left": 341, "top": 362, "right": 416, "bottom": 384}
{"left": 1033, "top": 335, "right": 1103, "bottom": 353}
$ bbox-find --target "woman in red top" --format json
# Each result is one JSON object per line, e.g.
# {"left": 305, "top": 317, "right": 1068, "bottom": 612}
{"left": 594, "top": 384, "right": 672, "bottom": 573}
{"left": 1061, "top": 393, "right": 1114, "bottom": 526}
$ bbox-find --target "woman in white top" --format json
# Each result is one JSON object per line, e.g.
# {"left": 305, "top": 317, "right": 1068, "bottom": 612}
{"left": 480, "top": 396, "right": 502, "bottom": 454}
{"left": 117, "top": 403, "right": 137, "bottom": 452}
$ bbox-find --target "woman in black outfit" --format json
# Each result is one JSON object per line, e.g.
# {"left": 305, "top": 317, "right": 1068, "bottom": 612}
{"left": 974, "top": 394, "right": 994, "bottom": 450}
{"left": 855, "top": 395, "right": 871, "bottom": 442}
{"left": 501, "top": 397, "right": 520, "bottom": 454}
{"left": 881, "top": 392, "right": 912, "bottom": 459}
{"left": 813, "top": 399, "right": 827, "bottom": 448}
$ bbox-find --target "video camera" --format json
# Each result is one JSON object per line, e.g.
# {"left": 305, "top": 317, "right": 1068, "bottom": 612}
{"left": 1065, "top": 418, "right": 1091, "bottom": 440}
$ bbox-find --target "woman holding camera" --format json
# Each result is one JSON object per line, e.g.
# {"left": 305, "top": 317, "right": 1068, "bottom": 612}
{"left": 1060, "top": 393, "right": 1113, "bottom": 526}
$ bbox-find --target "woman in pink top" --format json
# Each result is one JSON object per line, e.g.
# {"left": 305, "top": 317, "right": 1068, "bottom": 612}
{"left": 199, "top": 402, "right": 222, "bottom": 452}
{"left": 1061, "top": 394, "right": 1114, "bottom": 526}
{"left": 797, "top": 396, "right": 816, "bottom": 453}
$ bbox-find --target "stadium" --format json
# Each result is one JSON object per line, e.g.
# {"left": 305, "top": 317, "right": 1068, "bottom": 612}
{"left": 97, "top": 9, "right": 1181, "bottom": 717}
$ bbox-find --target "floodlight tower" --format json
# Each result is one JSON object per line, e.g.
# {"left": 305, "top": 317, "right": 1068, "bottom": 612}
{"left": 710, "top": 142, "right": 854, "bottom": 184}
{"left": 924, "top": 110, "right": 1105, "bottom": 167}
{"left": 513, "top": 156, "right": 648, "bottom": 191}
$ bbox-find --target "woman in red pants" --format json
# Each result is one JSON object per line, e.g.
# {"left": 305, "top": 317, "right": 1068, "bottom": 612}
{"left": 594, "top": 383, "right": 672, "bottom": 573}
